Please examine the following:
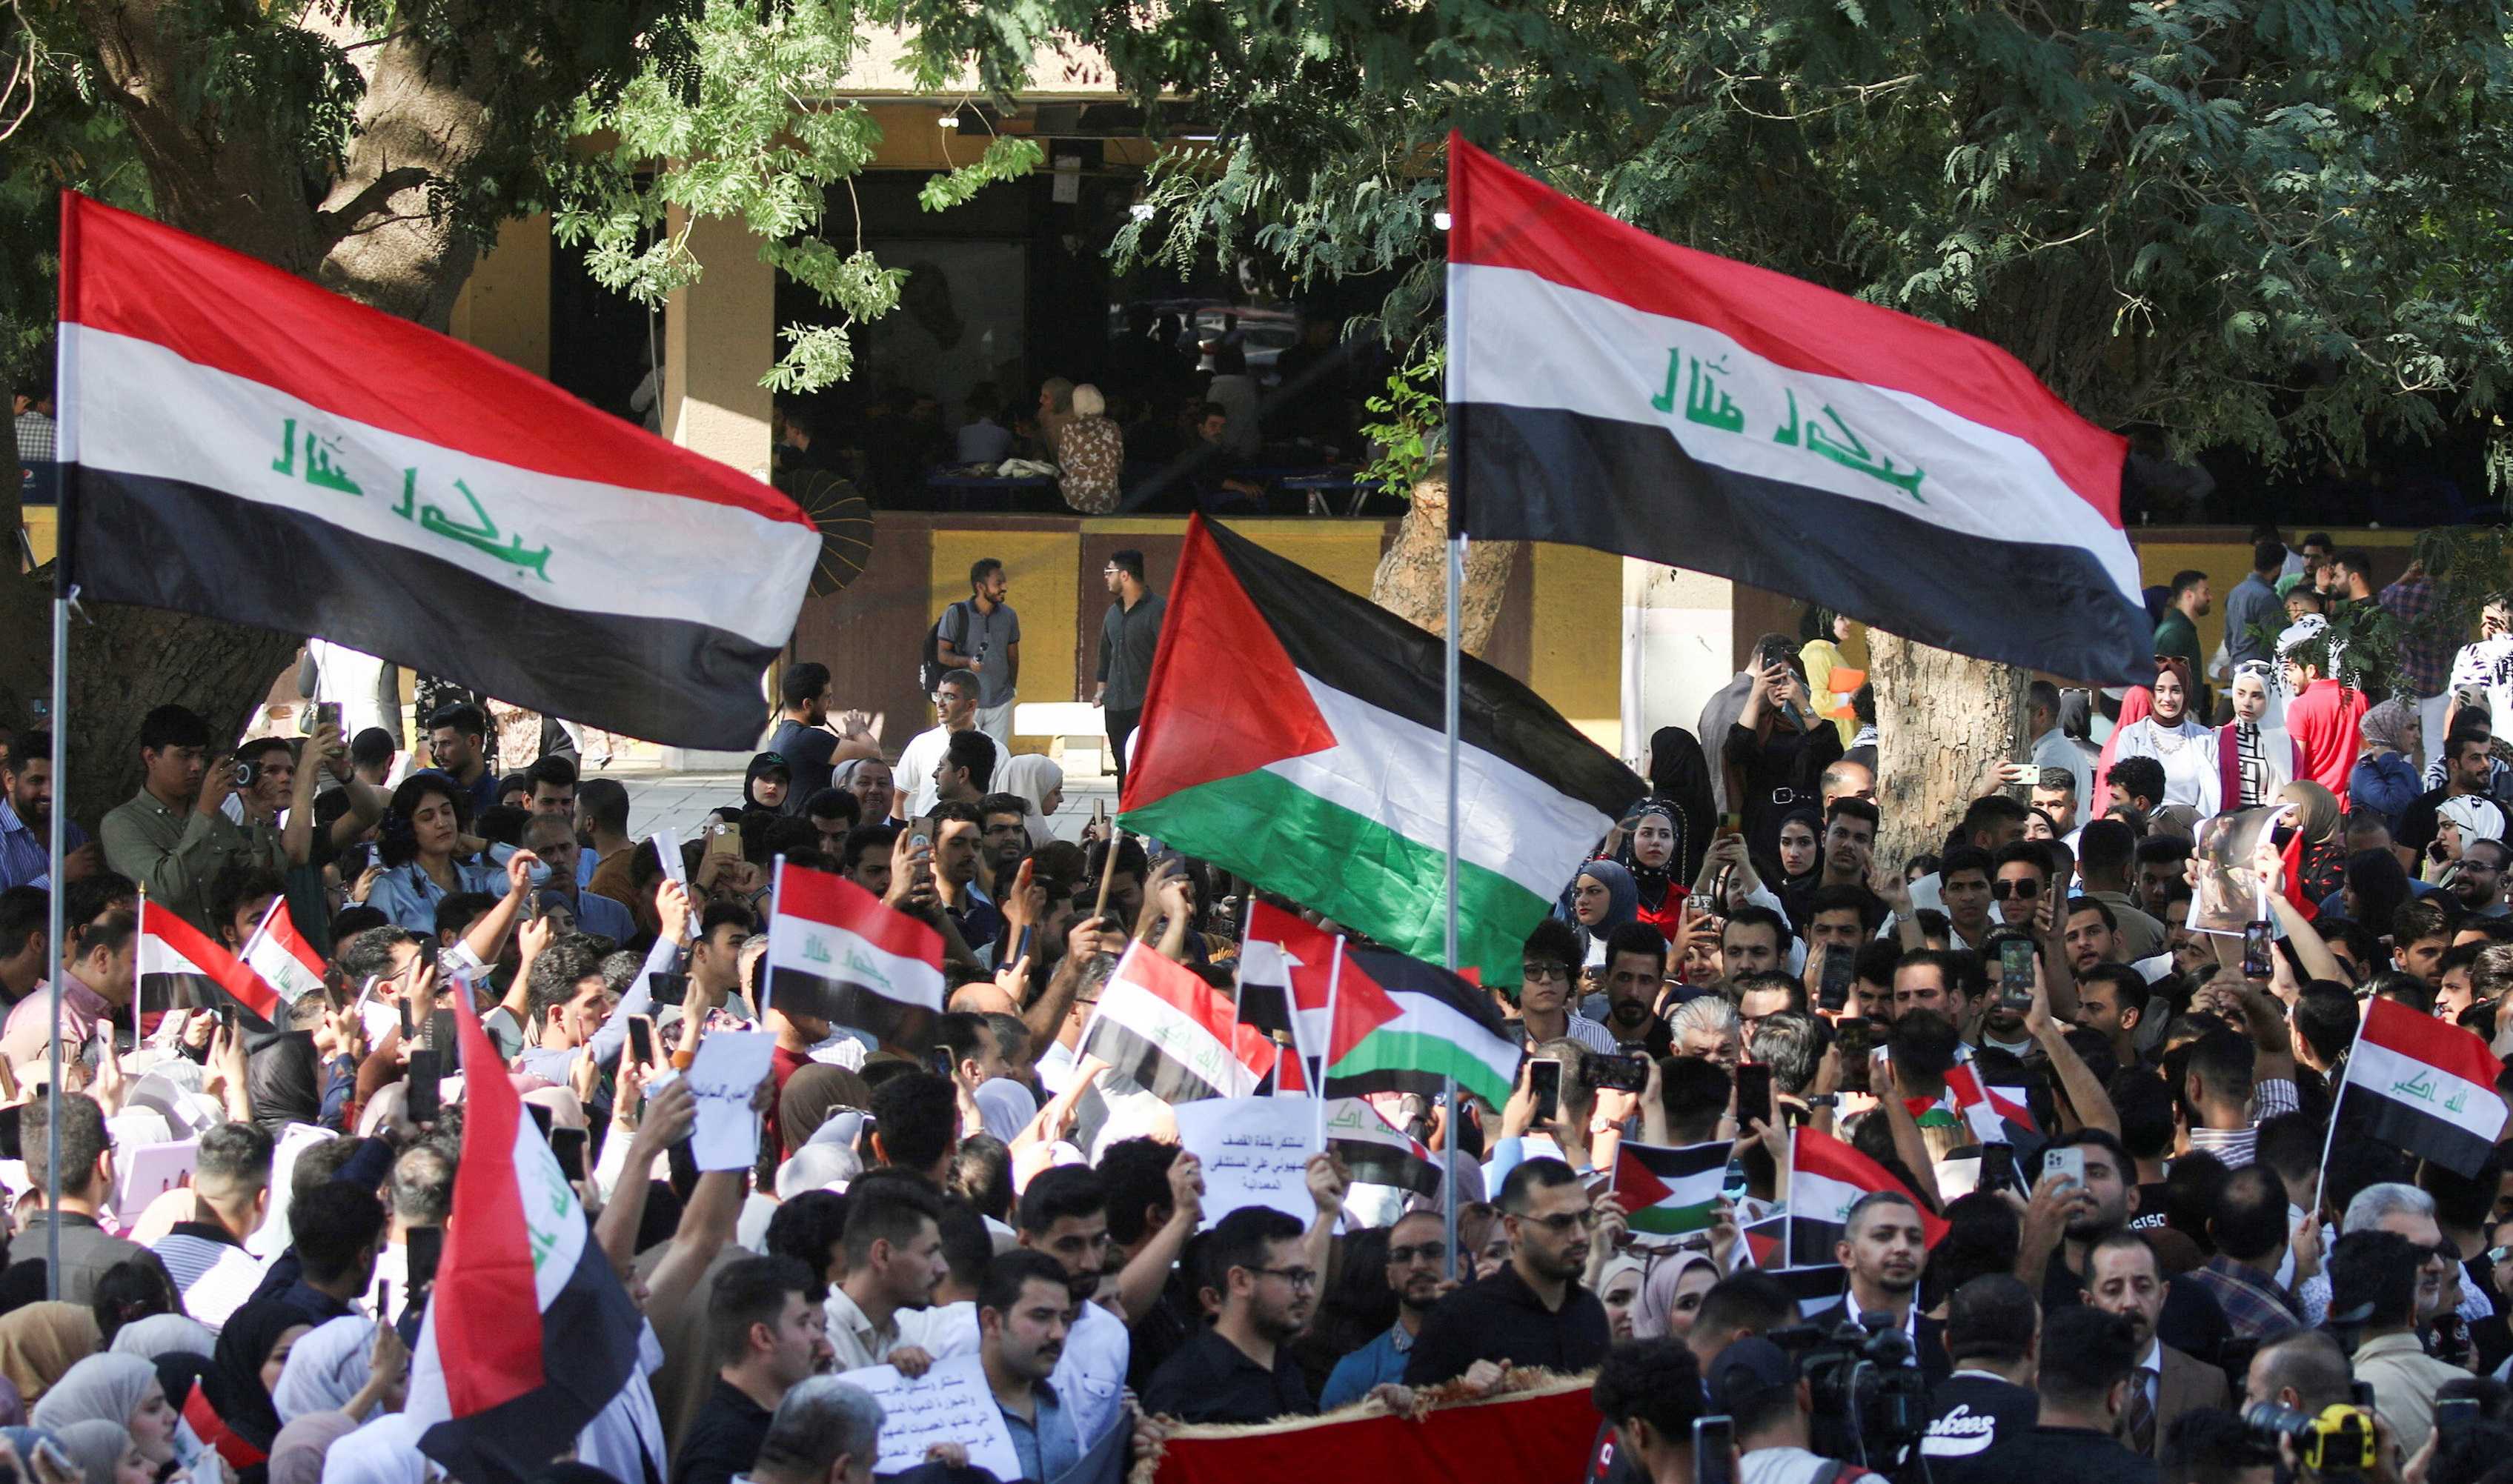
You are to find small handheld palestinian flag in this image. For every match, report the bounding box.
[1081,943,1278,1102]
[135,893,282,1033]
[405,977,643,1484]
[1120,515,1643,984]
[763,860,945,1051]
[236,897,327,1008]
[1609,1140,1730,1237]
[1788,1126,1948,1268]
[2336,995,2509,1177]
[1444,134,2148,682]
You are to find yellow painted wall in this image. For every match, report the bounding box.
[2134,531,2415,665]
[447,216,552,376]
[1530,544,1624,752]
[929,530,1082,715]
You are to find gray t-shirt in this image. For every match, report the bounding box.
[940,600,1022,706]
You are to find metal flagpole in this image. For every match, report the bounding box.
[43,587,66,1301]
[1441,531,1465,1275]
[1317,936,1344,1151]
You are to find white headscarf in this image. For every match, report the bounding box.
[319,1411,435,1484]
[49,1420,133,1484]
[108,1316,216,1362]
[774,1142,861,1200]
[30,1354,157,1433]
[273,1317,379,1425]
[996,754,1064,848]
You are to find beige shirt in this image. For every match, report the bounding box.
[2353,1329,2463,1463]
[98,790,283,931]
[826,1285,904,1374]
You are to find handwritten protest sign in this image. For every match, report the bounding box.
[843,1353,1022,1479]
[1172,1096,1319,1222]
[685,1031,776,1171]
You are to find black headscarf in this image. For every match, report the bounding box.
[1614,802,1683,914]
[744,752,795,815]
[244,1034,322,1134]
[208,1295,305,1451]
[1646,727,1717,882]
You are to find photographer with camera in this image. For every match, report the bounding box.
[1922,1274,2042,1483]
[1708,1336,1889,1484]
[2240,1326,2402,1484]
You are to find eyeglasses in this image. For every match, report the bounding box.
[2489,1245,2513,1265]
[1990,879,2042,900]
[1518,1209,1600,1233]
[1249,1265,1318,1289]
[1522,962,1573,982]
[1388,1242,1449,1265]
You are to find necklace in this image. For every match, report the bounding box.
[2148,720,2189,755]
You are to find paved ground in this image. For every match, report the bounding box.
[611,765,1118,843]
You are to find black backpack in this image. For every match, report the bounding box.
[919,600,972,693]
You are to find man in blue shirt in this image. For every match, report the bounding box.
[2222,539,2288,668]
[1321,1209,1450,1409]
[0,732,93,891]
[983,1250,1083,1484]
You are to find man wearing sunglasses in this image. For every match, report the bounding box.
[1406,1157,1613,1389]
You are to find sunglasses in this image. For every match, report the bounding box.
[1991,879,2042,900]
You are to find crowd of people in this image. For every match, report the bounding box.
[0,528,2512,1484]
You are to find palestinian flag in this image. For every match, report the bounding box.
[1081,943,1278,1102]
[1318,943,1522,1110]
[763,860,946,1051]
[1610,1140,1729,1237]
[55,193,818,749]
[237,897,327,1007]
[1324,1097,1444,1199]
[2335,995,2509,1177]
[1946,1064,2040,1154]
[135,894,282,1032]
[1787,1127,1949,1268]
[1739,1211,1789,1271]
[1120,515,1642,985]
[1444,134,2148,683]
[1236,900,1341,1051]
[405,982,643,1484]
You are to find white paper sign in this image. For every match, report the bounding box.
[114,1138,199,1225]
[685,1031,776,1172]
[844,1353,1023,1480]
[1172,1096,1320,1223]
[248,1122,339,1258]
[655,827,685,888]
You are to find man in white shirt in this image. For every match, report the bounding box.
[150,1120,271,1329]
[2027,682,2095,812]
[935,1165,1131,1448]
[826,1176,950,1374]
[896,672,999,821]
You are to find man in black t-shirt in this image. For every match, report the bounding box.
[1922,1276,2042,1484]
[1994,1306,2160,1484]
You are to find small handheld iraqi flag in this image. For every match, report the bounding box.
[134,894,282,1031]
[1082,942,1277,1103]
[1946,1064,2039,1151]
[763,860,946,1051]
[1609,1140,1730,1237]
[2337,995,2509,1177]
[236,897,327,1008]
[405,982,643,1484]
[1788,1126,1948,1268]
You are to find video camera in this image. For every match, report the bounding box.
[1768,1311,1934,1474]
[2243,1402,2378,1475]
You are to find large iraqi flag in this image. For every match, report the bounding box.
[1443,135,2149,682]
[2336,994,2509,1177]
[1119,516,1643,983]
[54,193,820,748]
[405,986,643,1484]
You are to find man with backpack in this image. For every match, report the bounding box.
[933,558,1022,750]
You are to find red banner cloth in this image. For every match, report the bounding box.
[1149,1377,1600,1484]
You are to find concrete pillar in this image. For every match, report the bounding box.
[1621,560,1734,771]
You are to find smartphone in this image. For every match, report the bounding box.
[2044,1146,2086,1190]
[2352,1380,2377,1412]
[1833,1019,1874,1093]
[929,1045,957,1080]
[1733,1063,1774,1125]
[525,1102,554,1138]
[374,1280,392,1325]
[219,1002,238,1040]
[1587,1052,1651,1094]
[648,971,690,1006]
[1998,938,2036,1012]
[627,1015,656,1068]
[1817,947,1854,1014]
[1693,1417,1735,1484]
[406,1225,444,1296]
[2438,1396,2480,1440]
[405,1051,441,1123]
[430,1009,460,1072]
[909,831,931,853]
[299,701,342,736]
[707,822,742,858]
[396,996,414,1041]
[0,1105,24,1162]
[2243,920,2275,979]
[1529,1059,1561,1123]
[1979,1142,2018,1196]
[550,1126,588,1182]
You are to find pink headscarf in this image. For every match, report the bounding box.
[2096,684,2155,787]
[268,1411,359,1484]
[1627,1251,1720,1341]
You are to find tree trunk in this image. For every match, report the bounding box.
[1868,629,2031,870]
[1368,459,1522,656]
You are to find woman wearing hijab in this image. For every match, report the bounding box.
[2218,662,2300,811]
[1613,802,1691,942]
[2108,660,2220,814]
[2426,795,2509,885]
[50,1420,150,1484]
[1057,385,1124,514]
[1627,1251,1720,1341]
[242,1037,322,1135]
[205,1300,311,1464]
[995,754,1066,848]
[777,1064,874,1159]
[0,1303,102,1403]
[270,1319,400,1427]
[742,753,795,816]
[1644,727,1717,884]
[2277,781,2348,908]
[29,1356,176,1469]
[106,1322,213,1369]
[1594,1254,1647,1345]
[1770,806,1825,928]
[2351,699,2423,831]
[263,1414,355,1484]
[1560,859,1637,971]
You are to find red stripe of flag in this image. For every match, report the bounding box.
[1445,135,2126,522]
[2363,994,2501,1088]
[773,864,946,964]
[60,193,807,526]
[436,971,545,1414]
[1110,945,1279,1085]
[2280,828,2320,923]
[140,901,281,1022]
[1795,1126,1950,1247]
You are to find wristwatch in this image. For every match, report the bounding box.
[1805,1094,1839,1108]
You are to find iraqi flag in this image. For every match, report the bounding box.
[1610,1140,1729,1237]
[1443,135,2148,683]
[135,894,282,1032]
[405,983,643,1484]
[1788,1127,1949,1268]
[1120,515,1642,985]
[2336,995,2509,1177]
[1080,943,1278,1103]
[54,193,819,749]
[1324,1097,1444,1199]
[764,861,946,1052]
[236,897,326,1008]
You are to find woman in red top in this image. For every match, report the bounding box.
[1617,802,1690,942]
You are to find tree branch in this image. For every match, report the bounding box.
[313,166,436,247]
